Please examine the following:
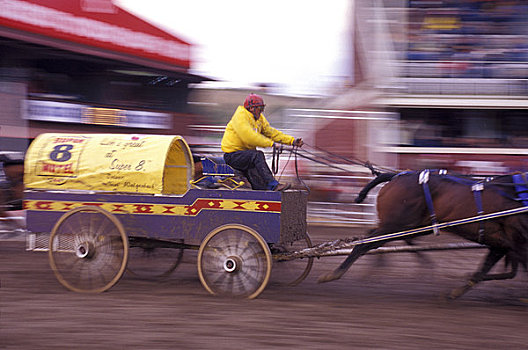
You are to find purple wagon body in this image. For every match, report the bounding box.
[25,188,307,245]
[24,133,311,299]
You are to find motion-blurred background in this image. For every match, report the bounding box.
[1,0,527,225]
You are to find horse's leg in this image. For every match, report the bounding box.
[448,248,516,299]
[403,238,435,267]
[317,242,378,283]
[370,238,434,269]
[480,261,518,281]
[318,225,432,283]
[318,227,385,283]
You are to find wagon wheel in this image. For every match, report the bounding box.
[127,238,184,279]
[48,206,129,293]
[271,232,314,286]
[197,224,272,299]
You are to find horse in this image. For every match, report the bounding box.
[318,170,528,299]
[0,155,24,226]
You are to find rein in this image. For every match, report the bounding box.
[300,143,399,175]
[271,144,310,192]
[270,142,399,193]
[271,144,282,175]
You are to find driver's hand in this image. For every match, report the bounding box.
[293,138,304,147]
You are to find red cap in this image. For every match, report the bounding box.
[243,93,265,109]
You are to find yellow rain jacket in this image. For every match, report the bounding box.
[221,106,295,153]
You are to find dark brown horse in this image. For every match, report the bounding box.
[0,155,24,221]
[318,170,528,299]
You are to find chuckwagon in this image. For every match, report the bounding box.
[26,133,518,301]
[25,133,313,299]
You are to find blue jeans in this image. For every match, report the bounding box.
[224,150,278,190]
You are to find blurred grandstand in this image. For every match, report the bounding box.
[188,0,528,225]
[374,0,528,174]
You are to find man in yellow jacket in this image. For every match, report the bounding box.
[221,93,303,191]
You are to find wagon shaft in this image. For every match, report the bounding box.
[277,206,528,261]
[274,238,361,261]
[277,204,528,261]
[275,240,486,261]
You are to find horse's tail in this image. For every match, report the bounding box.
[354,172,397,203]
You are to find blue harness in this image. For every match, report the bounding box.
[418,169,485,240]
[512,173,528,206]
[418,170,444,235]
[416,170,528,241]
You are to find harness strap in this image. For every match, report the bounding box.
[419,170,440,235]
[471,183,485,243]
[514,173,528,205]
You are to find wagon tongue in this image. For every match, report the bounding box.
[274,238,360,261]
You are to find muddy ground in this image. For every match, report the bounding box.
[1,226,527,350]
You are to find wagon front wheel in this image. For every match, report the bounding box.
[271,232,314,286]
[48,206,128,293]
[197,224,272,299]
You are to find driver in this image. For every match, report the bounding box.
[221,93,303,191]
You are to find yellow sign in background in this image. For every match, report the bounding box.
[25,133,194,195]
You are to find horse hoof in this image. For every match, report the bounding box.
[317,272,342,284]
[444,292,458,301]
[448,286,469,300]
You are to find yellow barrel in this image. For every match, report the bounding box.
[24,133,194,195]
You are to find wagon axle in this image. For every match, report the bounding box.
[223,256,241,273]
[75,242,95,259]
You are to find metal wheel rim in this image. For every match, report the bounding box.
[271,233,314,286]
[197,224,272,299]
[48,206,128,293]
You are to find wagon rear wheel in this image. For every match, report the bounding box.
[48,206,128,293]
[271,232,314,286]
[197,224,272,299]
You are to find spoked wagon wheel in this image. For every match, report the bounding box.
[198,224,272,299]
[127,237,184,279]
[48,206,129,293]
[271,232,314,286]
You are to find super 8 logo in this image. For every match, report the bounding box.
[35,136,87,178]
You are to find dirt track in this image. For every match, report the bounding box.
[1,226,527,350]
